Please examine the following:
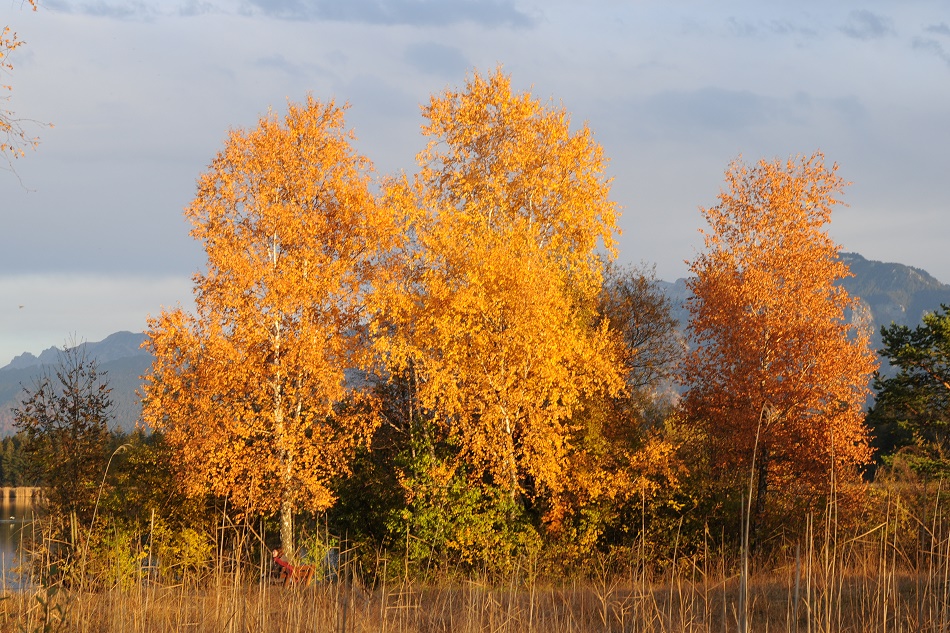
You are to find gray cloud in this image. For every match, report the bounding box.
[640,87,779,137]
[925,22,950,37]
[726,17,757,38]
[726,17,817,39]
[255,53,307,77]
[828,95,866,121]
[85,3,148,18]
[342,74,417,119]
[916,23,950,66]
[242,0,536,28]
[839,10,895,40]
[42,0,188,20]
[913,37,950,66]
[252,54,335,83]
[631,88,867,141]
[178,0,217,16]
[45,0,534,26]
[55,1,157,19]
[404,42,470,77]
[42,0,73,12]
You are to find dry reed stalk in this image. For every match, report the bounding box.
[9,481,950,632]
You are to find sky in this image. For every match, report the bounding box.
[1,0,948,366]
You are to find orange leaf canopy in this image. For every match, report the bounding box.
[378,69,623,499]
[683,153,877,494]
[144,98,393,517]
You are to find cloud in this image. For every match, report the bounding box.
[914,24,950,65]
[251,54,335,84]
[42,0,74,12]
[764,19,818,38]
[48,1,157,19]
[254,53,307,77]
[924,22,950,37]
[726,17,817,39]
[640,87,779,137]
[242,0,536,28]
[726,17,757,38]
[827,95,866,121]
[629,87,868,143]
[44,0,536,26]
[342,74,418,119]
[404,42,470,77]
[839,10,895,40]
[44,0,187,19]
[178,0,217,16]
[913,37,950,66]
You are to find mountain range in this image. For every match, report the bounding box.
[1,252,947,435]
[659,252,950,350]
[0,332,152,435]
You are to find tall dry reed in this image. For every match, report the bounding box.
[5,485,950,632]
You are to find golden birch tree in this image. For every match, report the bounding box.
[377,69,622,516]
[143,97,394,557]
[682,153,877,538]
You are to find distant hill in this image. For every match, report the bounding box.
[0,253,947,436]
[838,252,950,333]
[659,252,950,357]
[0,332,151,435]
[2,331,148,372]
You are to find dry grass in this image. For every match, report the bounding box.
[5,483,950,632]
[2,533,950,632]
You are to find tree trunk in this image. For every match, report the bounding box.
[504,415,518,501]
[280,496,295,563]
[751,447,769,552]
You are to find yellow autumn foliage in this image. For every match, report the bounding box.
[375,69,623,502]
[143,97,398,554]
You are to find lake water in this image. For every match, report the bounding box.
[0,498,35,591]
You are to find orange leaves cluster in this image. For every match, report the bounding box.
[143,98,395,520]
[143,67,875,554]
[416,69,618,285]
[141,69,713,558]
[377,69,622,502]
[683,153,877,499]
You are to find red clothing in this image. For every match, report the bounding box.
[272,551,314,585]
[273,554,294,573]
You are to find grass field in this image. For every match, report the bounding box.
[5,514,950,632]
[4,474,949,632]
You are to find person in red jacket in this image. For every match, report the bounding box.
[272,549,315,586]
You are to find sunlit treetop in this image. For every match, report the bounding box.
[415,67,619,293]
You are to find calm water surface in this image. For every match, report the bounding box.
[0,500,35,590]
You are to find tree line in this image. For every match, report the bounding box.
[10,68,950,582]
